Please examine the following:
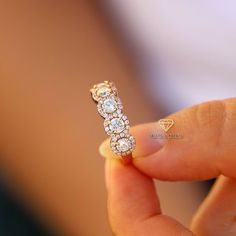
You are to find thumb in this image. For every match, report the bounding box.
[100,98,236,181]
[104,156,194,236]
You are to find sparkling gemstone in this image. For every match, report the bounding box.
[109,118,125,133]
[102,98,116,113]
[96,83,111,97]
[116,138,131,152]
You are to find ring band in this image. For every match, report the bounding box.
[90,81,136,157]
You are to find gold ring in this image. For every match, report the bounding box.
[90,81,136,157]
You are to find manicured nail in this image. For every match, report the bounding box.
[99,138,113,158]
[132,124,165,158]
[105,157,111,189]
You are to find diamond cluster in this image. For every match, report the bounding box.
[90,81,136,157]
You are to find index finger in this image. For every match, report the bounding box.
[100,98,236,181]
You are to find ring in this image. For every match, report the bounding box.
[90,81,136,157]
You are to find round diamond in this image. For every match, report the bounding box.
[116,138,131,152]
[102,98,116,113]
[102,100,115,113]
[109,118,125,133]
[97,96,119,118]
[96,84,111,98]
[125,120,129,125]
[110,133,136,156]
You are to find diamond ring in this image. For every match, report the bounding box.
[90,81,136,157]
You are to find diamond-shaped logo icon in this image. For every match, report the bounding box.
[158,119,174,132]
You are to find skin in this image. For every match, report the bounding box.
[0,1,231,235]
[1,1,199,235]
[100,98,236,235]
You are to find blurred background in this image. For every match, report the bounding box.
[0,1,235,235]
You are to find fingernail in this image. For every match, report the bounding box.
[105,157,111,189]
[132,125,165,158]
[99,138,112,158]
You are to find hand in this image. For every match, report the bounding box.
[99,98,236,236]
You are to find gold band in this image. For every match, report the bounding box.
[90,81,136,157]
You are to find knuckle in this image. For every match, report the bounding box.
[193,99,236,158]
[194,100,226,150]
[195,100,226,130]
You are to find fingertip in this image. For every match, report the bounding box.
[99,138,110,157]
[99,138,119,160]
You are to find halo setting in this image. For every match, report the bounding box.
[90,81,135,157]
